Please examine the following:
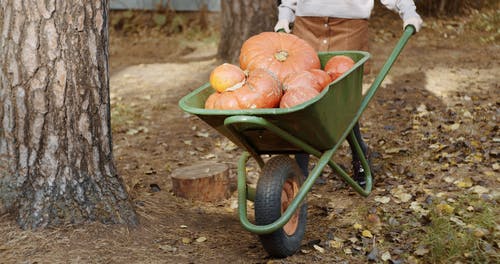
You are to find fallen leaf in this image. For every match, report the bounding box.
[381,251,392,261]
[367,214,381,225]
[407,256,420,264]
[429,143,447,152]
[353,223,363,230]
[196,132,209,138]
[158,244,177,252]
[414,246,429,256]
[449,216,466,226]
[470,185,489,194]
[484,170,496,177]
[473,228,489,238]
[464,153,483,163]
[374,196,391,204]
[313,244,325,253]
[181,237,192,244]
[454,178,473,188]
[202,153,216,159]
[328,240,343,249]
[443,177,455,183]
[196,236,207,243]
[126,128,139,135]
[384,147,408,154]
[348,237,359,244]
[362,230,373,238]
[462,110,473,119]
[391,186,413,203]
[220,140,238,151]
[436,203,455,214]
[449,123,460,131]
[410,201,430,216]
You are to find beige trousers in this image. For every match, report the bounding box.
[292,17,371,73]
[293,16,369,52]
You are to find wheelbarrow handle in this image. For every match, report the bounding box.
[357,25,415,118]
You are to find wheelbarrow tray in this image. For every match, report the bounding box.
[179,51,370,154]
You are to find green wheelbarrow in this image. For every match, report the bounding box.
[179,26,416,257]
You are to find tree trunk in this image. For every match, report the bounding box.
[0,0,137,229]
[217,0,277,64]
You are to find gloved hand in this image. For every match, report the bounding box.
[404,16,423,32]
[274,19,291,33]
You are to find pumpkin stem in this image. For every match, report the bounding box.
[274,50,289,62]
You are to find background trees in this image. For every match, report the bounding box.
[217,0,277,64]
[415,0,497,16]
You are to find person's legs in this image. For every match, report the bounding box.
[293,17,371,185]
[294,153,310,178]
[347,123,370,187]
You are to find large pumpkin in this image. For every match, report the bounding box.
[239,32,321,82]
[205,68,281,110]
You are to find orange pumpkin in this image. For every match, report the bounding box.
[239,32,321,82]
[283,69,332,93]
[282,71,319,92]
[205,92,241,110]
[308,69,332,91]
[324,55,355,81]
[209,63,246,92]
[237,69,282,109]
[205,68,281,110]
[204,92,218,109]
[279,86,320,108]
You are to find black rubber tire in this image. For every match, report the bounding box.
[254,155,307,258]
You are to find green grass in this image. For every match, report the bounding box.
[418,195,499,263]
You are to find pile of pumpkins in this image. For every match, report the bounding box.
[205,32,355,110]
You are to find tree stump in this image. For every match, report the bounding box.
[171,162,233,202]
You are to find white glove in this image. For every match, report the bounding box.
[274,19,291,33]
[404,16,423,32]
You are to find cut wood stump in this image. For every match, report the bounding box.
[171,161,234,202]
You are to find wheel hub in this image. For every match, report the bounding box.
[281,179,300,235]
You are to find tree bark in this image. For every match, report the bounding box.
[0,0,137,229]
[217,0,277,64]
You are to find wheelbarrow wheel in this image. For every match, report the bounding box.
[255,155,307,258]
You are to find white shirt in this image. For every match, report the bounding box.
[279,0,420,22]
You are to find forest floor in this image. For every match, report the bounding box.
[1,8,499,264]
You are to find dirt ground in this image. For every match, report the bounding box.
[1,9,499,264]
